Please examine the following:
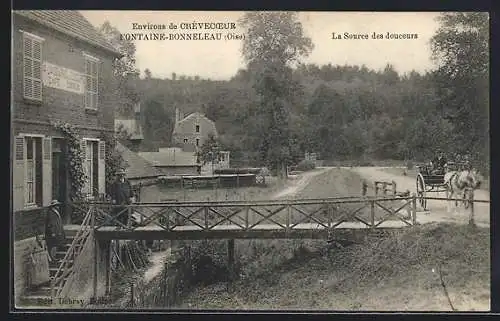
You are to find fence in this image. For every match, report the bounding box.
[374,181,397,197]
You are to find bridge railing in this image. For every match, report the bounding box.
[84,195,422,234]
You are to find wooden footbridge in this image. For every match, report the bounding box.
[72,191,487,242]
[79,195,420,242]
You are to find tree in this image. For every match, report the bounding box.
[98,21,140,116]
[430,12,489,173]
[196,133,221,172]
[239,12,313,178]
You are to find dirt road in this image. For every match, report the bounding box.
[272,167,332,199]
[350,167,490,227]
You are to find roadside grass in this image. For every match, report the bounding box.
[179,222,490,311]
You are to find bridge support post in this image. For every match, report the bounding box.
[374,182,379,197]
[227,239,235,282]
[105,240,111,296]
[392,181,397,195]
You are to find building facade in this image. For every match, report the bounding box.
[171,108,230,174]
[172,109,219,153]
[12,10,121,300]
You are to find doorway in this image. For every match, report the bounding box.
[52,138,67,205]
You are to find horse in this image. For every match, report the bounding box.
[443,168,482,212]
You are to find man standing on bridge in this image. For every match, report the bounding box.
[109,168,133,227]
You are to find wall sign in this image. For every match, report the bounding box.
[42,62,85,95]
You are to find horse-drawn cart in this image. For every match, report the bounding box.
[416,162,470,210]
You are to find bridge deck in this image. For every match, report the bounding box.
[94,221,412,240]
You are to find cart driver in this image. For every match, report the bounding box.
[431,150,447,174]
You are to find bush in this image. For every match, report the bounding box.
[406,161,414,170]
[295,160,316,172]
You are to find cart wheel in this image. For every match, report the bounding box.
[416,173,427,210]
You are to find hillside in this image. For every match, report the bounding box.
[128,64,487,174]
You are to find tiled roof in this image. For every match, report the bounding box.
[139,148,199,167]
[14,10,122,57]
[116,142,160,179]
[178,112,214,125]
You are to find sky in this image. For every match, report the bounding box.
[81,11,442,80]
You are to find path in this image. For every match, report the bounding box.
[350,167,490,227]
[273,168,332,199]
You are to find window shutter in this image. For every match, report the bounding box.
[13,137,25,211]
[23,36,33,99]
[81,139,90,196]
[42,137,52,206]
[98,141,106,197]
[23,35,43,101]
[32,40,42,100]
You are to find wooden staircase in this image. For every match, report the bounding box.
[19,208,92,307]
[19,236,79,306]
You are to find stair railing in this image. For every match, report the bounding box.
[50,204,94,299]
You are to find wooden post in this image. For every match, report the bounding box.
[362,180,368,196]
[163,261,168,307]
[392,181,397,195]
[105,241,111,295]
[469,191,475,226]
[130,283,134,307]
[236,173,240,189]
[204,206,209,229]
[127,206,132,227]
[227,239,235,282]
[91,206,98,300]
[374,183,378,197]
[286,202,291,232]
[245,206,249,229]
[412,193,417,225]
[327,204,333,229]
[383,182,387,196]
[370,200,375,227]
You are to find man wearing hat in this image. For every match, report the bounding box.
[45,200,66,262]
[431,150,448,175]
[109,168,133,226]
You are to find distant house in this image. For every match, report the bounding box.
[116,142,159,185]
[139,147,200,176]
[115,102,143,152]
[172,108,218,153]
[171,108,230,175]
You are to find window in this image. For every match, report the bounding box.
[23,32,43,101]
[85,140,99,198]
[183,138,188,143]
[84,55,99,109]
[24,136,43,206]
[196,139,199,146]
[195,125,200,133]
